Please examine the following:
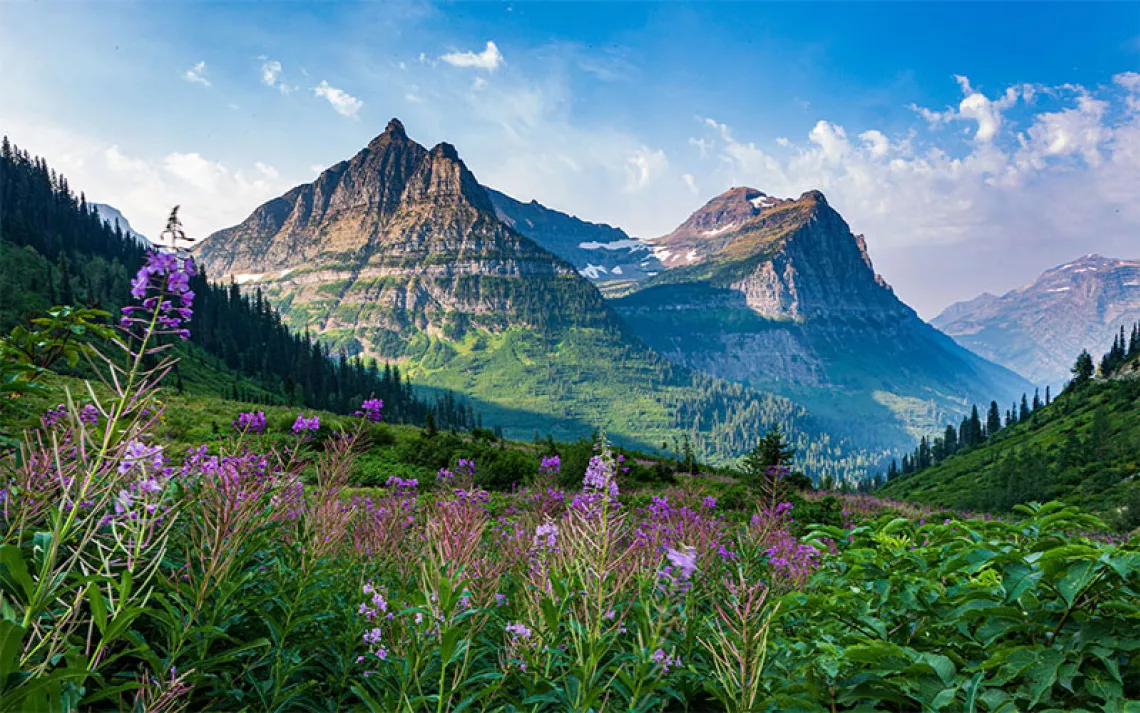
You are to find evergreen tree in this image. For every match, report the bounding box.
[1045,385,1051,406]
[943,424,957,455]
[1032,388,1041,411]
[1019,394,1031,422]
[986,401,1002,437]
[1071,349,1094,387]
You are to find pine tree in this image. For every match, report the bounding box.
[1071,350,1095,387]
[1032,388,1041,411]
[1019,394,1031,422]
[943,424,957,455]
[986,401,1002,437]
[968,405,983,446]
[1045,385,1051,406]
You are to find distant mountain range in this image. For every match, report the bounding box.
[934,254,1140,386]
[190,117,1033,471]
[612,186,1031,443]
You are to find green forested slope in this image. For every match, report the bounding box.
[879,368,1140,519]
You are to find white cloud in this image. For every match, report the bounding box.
[313,80,363,118]
[859,130,889,159]
[440,41,504,72]
[183,61,211,87]
[624,147,668,192]
[260,59,294,94]
[682,172,698,194]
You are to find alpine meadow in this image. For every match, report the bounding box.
[1,2,1139,712]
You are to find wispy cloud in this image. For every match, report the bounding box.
[313,80,363,118]
[440,41,504,71]
[183,61,211,87]
[260,58,295,94]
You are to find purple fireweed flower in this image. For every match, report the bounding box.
[119,440,164,475]
[651,649,682,673]
[231,410,266,435]
[121,250,196,341]
[702,496,717,510]
[539,455,561,478]
[583,454,618,498]
[291,413,320,436]
[355,398,384,423]
[505,622,532,641]
[384,476,419,496]
[113,489,134,515]
[533,521,559,551]
[40,405,68,430]
[79,404,100,426]
[666,547,698,580]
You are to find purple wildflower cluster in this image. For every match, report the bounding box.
[355,398,384,423]
[80,404,100,426]
[385,476,419,496]
[532,520,559,553]
[764,534,821,588]
[651,648,682,673]
[505,622,533,643]
[291,413,320,436]
[231,410,266,435]
[632,492,735,564]
[121,250,196,341]
[658,546,698,594]
[358,582,391,661]
[538,455,560,479]
[40,405,68,430]
[437,458,476,486]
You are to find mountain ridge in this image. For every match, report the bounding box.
[933,253,1140,386]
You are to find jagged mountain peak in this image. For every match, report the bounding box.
[366,117,411,148]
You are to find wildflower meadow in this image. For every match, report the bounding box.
[1,244,1138,712]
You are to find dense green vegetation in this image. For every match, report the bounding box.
[879,356,1140,525]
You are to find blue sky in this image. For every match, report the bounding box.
[1,1,1138,315]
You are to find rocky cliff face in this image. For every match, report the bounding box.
[485,187,663,282]
[933,254,1140,386]
[195,119,616,356]
[615,188,1031,440]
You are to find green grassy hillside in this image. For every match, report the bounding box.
[878,370,1140,521]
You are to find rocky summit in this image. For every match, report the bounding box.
[614,188,1031,444]
[933,254,1140,386]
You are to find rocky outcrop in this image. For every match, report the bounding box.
[933,254,1140,386]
